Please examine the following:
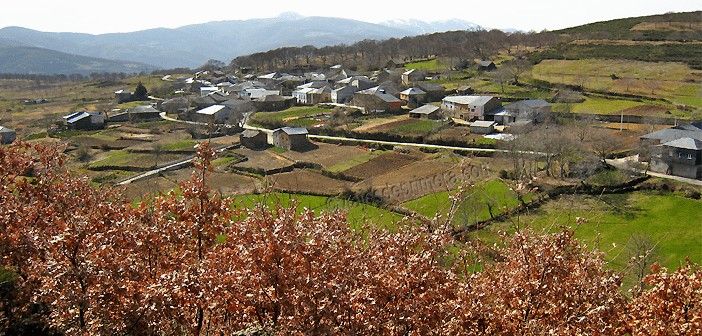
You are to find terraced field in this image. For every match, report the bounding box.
[232,192,406,229]
[344,152,421,180]
[267,169,349,195]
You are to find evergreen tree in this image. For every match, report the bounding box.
[133,82,148,101]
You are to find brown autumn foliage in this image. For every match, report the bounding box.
[627,262,702,335]
[0,142,700,335]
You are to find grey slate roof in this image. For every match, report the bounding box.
[409,105,440,115]
[443,95,495,106]
[417,82,446,92]
[277,127,308,135]
[471,120,496,127]
[641,123,702,143]
[64,111,101,124]
[662,137,702,150]
[128,105,160,113]
[477,60,495,67]
[400,88,426,95]
[376,93,402,103]
[518,99,550,108]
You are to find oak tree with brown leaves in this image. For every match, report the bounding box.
[1,142,700,335]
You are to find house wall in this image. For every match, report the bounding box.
[271,131,286,149]
[68,116,104,130]
[253,99,295,112]
[0,131,16,144]
[293,92,308,105]
[288,134,310,151]
[652,148,702,179]
[469,125,494,134]
[332,87,358,104]
[351,94,385,112]
[241,134,268,150]
[310,92,331,105]
[663,147,702,166]
[442,98,499,121]
[115,92,132,103]
[422,90,446,102]
[400,93,426,108]
[409,111,438,120]
[194,109,230,124]
[670,164,702,179]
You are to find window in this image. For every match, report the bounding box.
[678,152,682,158]
[669,151,673,156]
[688,153,693,160]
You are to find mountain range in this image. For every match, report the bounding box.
[0,13,481,75]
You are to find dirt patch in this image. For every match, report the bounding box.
[278,142,370,168]
[360,118,415,133]
[233,148,293,172]
[356,157,490,203]
[618,104,671,117]
[630,21,702,32]
[267,169,348,195]
[353,115,408,132]
[426,126,488,143]
[71,136,145,149]
[363,158,458,187]
[122,170,258,200]
[344,152,420,180]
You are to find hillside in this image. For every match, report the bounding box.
[535,11,702,69]
[0,14,419,69]
[0,46,155,75]
[556,11,702,41]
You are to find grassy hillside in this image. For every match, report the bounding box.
[233,192,404,229]
[471,192,702,270]
[402,179,533,225]
[532,59,702,108]
[532,42,702,69]
[556,11,702,41]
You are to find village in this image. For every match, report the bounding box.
[1,56,701,208]
[0,16,700,251]
[1,7,701,333]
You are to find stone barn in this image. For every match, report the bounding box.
[469,120,496,134]
[271,127,311,151]
[240,129,268,150]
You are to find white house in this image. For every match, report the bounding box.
[240,88,280,100]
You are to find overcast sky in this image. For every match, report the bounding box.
[1,0,699,34]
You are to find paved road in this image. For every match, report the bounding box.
[162,112,545,155]
[241,124,546,154]
[159,112,241,128]
[607,155,702,186]
[116,144,238,186]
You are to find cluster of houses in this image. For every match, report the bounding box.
[56,62,550,140]
[640,122,702,180]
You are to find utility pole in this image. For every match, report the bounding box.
[620,110,624,132]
